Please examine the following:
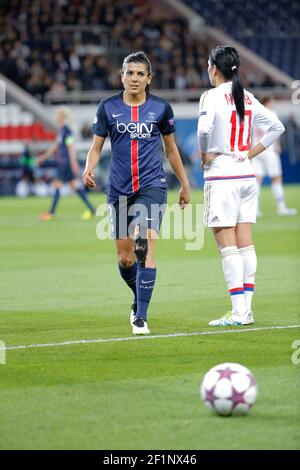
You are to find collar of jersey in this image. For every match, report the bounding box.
[119,91,149,109]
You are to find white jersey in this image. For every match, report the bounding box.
[197,82,285,181]
[252,119,282,178]
[252,109,280,157]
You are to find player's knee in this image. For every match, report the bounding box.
[134,235,148,267]
[118,254,135,269]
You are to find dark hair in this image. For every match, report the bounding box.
[209,46,244,121]
[122,51,152,93]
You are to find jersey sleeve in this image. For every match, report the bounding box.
[64,127,74,146]
[92,100,109,137]
[252,98,285,149]
[158,102,175,135]
[197,90,216,152]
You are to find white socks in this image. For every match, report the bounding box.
[238,245,257,312]
[271,182,286,211]
[220,246,247,318]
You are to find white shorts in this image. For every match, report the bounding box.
[251,152,282,178]
[204,178,258,227]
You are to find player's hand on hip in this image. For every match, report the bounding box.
[179,185,191,209]
[82,168,96,188]
[201,152,218,170]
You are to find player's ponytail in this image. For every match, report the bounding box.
[231,67,245,122]
[209,46,245,121]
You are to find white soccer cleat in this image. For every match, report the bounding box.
[208,311,254,327]
[132,318,150,335]
[277,207,297,216]
[243,310,254,325]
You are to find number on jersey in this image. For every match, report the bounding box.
[230,110,252,152]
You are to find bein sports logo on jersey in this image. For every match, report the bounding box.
[116,121,153,139]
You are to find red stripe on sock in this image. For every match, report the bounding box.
[229,287,244,293]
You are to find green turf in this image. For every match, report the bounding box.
[0,186,300,450]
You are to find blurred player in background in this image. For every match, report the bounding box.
[15,140,36,197]
[83,51,190,335]
[38,107,96,221]
[252,97,297,216]
[198,46,285,326]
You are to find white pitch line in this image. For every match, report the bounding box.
[1,324,300,352]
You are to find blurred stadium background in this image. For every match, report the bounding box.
[0,0,299,196]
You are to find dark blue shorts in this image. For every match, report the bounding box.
[107,187,167,239]
[57,163,75,182]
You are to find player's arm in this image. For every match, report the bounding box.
[67,140,80,176]
[197,91,217,169]
[37,142,58,164]
[274,138,281,154]
[163,133,191,208]
[248,100,285,160]
[82,135,106,188]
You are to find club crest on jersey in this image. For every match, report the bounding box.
[116,121,153,139]
[146,112,156,122]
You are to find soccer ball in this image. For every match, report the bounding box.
[200,362,258,416]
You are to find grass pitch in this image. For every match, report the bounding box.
[0,186,299,450]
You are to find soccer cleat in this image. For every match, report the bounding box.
[209,311,243,327]
[38,212,54,221]
[244,310,254,325]
[209,310,255,326]
[132,318,150,335]
[130,303,137,326]
[81,209,94,220]
[277,207,297,216]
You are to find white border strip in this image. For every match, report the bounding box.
[1,324,300,352]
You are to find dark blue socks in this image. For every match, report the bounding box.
[50,188,61,214]
[76,188,95,213]
[136,267,156,321]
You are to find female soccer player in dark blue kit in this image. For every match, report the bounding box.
[38,107,96,221]
[83,52,191,335]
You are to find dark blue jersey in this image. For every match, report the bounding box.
[56,125,74,165]
[92,92,175,196]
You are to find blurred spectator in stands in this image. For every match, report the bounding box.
[0,0,278,99]
[81,123,92,140]
[261,75,276,88]
[174,66,187,90]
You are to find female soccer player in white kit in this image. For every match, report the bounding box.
[197,46,285,326]
[252,96,297,216]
